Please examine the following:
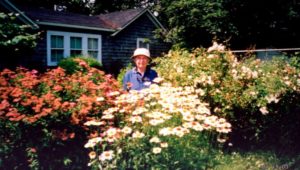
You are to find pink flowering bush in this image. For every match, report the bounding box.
[0,58,121,169]
[153,43,300,151]
[85,81,231,169]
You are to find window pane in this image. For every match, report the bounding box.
[88,38,98,50]
[51,49,64,62]
[138,40,149,49]
[70,37,82,49]
[88,51,98,59]
[137,38,150,48]
[51,35,64,48]
[70,50,82,56]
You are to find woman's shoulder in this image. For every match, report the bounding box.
[146,68,158,77]
[148,68,157,74]
[124,68,135,76]
[146,66,155,72]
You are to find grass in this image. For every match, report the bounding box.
[212,149,300,170]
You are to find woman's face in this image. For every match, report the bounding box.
[134,55,149,70]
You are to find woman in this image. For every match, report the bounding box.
[123,48,158,91]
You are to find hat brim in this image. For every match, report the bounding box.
[131,55,151,60]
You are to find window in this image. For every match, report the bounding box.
[47,31,101,66]
[137,38,150,49]
[70,37,82,56]
[88,38,99,59]
[50,35,64,63]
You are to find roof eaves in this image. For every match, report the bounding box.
[37,21,115,32]
[0,0,39,29]
[110,8,149,36]
[145,9,166,31]
[111,8,166,36]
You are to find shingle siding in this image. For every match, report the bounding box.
[12,15,169,75]
[33,31,47,70]
[102,14,170,75]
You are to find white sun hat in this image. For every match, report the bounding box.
[131,48,151,59]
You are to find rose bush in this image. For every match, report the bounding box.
[153,43,300,150]
[85,81,231,169]
[0,58,121,169]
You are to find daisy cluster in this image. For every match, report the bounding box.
[84,78,231,168]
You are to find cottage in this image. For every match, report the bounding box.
[0,0,170,75]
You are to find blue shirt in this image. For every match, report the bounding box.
[123,67,158,91]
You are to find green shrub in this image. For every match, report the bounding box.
[117,62,133,86]
[58,56,102,74]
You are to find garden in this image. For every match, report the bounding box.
[1,43,300,169]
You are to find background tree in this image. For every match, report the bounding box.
[155,0,300,49]
[225,0,300,49]
[13,0,155,15]
[0,12,39,70]
[13,0,92,14]
[154,0,237,49]
[92,0,157,14]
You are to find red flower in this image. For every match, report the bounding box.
[29,147,37,153]
[53,85,63,92]
[0,77,8,86]
[6,111,21,118]
[0,99,10,110]
[0,68,14,76]
[10,87,23,98]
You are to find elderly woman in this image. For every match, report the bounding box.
[123,48,158,91]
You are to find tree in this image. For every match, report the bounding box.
[0,12,39,70]
[154,0,237,49]
[13,0,155,15]
[13,0,92,15]
[92,0,146,13]
[225,0,300,49]
[154,0,300,49]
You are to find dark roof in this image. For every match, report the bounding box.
[19,6,114,31]
[18,6,156,32]
[98,8,145,29]
[1,0,165,33]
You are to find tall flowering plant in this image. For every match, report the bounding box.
[85,80,231,169]
[153,43,300,148]
[154,43,300,115]
[0,59,121,169]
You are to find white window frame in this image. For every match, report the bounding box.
[136,38,150,49]
[47,31,102,66]
[70,36,83,56]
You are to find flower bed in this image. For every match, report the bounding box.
[1,45,300,169]
[85,82,231,169]
[0,58,121,169]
